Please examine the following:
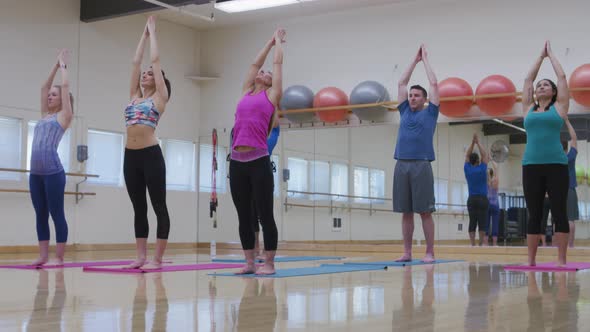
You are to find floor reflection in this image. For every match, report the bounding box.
[26,269,66,332]
[237,278,277,332]
[392,265,435,331]
[131,273,169,332]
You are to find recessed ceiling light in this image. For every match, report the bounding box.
[215,0,315,13]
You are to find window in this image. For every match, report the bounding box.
[287,157,308,198]
[163,139,195,191]
[86,129,124,186]
[199,144,227,193]
[354,167,369,203]
[450,181,463,211]
[310,160,330,200]
[369,169,385,204]
[354,167,385,204]
[27,120,71,173]
[331,163,348,202]
[435,178,449,210]
[0,116,22,181]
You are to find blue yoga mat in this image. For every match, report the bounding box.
[210,263,386,278]
[212,256,344,263]
[344,259,463,267]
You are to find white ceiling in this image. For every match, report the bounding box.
[150,0,413,31]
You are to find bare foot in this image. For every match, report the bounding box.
[395,254,412,262]
[124,259,146,269]
[51,259,64,266]
[141,261,163,270]
[421,254,435,263]
[31,257,48,266]
[528,260,536,267]
[255,264,276,275]
[234,264,256,275]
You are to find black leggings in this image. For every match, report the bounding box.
[467,195,489,232]
[252,162,275,233]
[523,164,569,235]
[124,145,170,239]
[230,156,278,251]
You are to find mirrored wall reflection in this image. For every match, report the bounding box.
[276,119,590,246]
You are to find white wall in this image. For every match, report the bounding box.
[0,0,202,245]
[197,0,590,242]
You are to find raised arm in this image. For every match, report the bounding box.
[56,50,73,129]
[522,43,546,115]
[465,134,476,163]
[546,41,569,115]
[565,116,577,150]
[475,135,489,164]
[267,29,285,106]
[398,46,422,104]
[146,16,169,103]
[421,45,439,105]
[242,34,275,95]
[489,161,499,188]
[130,23,148,100]
[41,55,60,116]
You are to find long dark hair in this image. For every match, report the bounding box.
[469,152,480,165]
[532,78,557,111]
[161,70,172,99]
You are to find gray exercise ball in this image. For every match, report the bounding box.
[350,81,390,121]
[280,85,315,124]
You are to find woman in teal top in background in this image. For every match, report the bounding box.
[522,41,570,267]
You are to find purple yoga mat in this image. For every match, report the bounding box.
[0,260,173,270]
[504,262,590,272]
[0,260,138,270]
[83,263,245,274]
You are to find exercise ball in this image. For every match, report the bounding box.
[438,77,473,117]
[280,85,315,123]
[350,81,390,121]
[570,64,590,107]
[475,75,517,116]
[314,87,349,123]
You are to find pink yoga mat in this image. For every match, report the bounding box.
[504,262,590,272]
[83,263,245,274]
[0,260,173,270]
[0,260,138,270]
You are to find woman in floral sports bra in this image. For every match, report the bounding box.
[124,16,172,270]
[230,28,285,275]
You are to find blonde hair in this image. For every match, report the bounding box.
[53,85,74,113]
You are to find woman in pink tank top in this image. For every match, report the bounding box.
[230,28,285,275]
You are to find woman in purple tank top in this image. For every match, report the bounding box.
[230,28,285,275]
[30,49,74,266]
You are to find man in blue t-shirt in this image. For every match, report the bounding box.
[464,134,489,247]
[393,45,440,263]
[563,117,578,248]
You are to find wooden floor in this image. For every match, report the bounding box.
[0,247,589,331]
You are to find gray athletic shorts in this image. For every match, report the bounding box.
[567,188,579,221]
[393,160,436,213]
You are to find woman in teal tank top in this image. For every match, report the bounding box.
[522,41,570,267]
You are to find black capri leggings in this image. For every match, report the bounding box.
[467,195,489,233]
[124,145,171,240]
[523,164,569,235]
[230,156,278,251]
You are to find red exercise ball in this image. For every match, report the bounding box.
[438,77,473,117]
[314,87,349,122]
[475,75,517,116]
[570,63,590,107]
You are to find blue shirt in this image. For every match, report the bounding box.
[394,100,439,161]
[30,114,65,175]
[522,105,567,165]
[568,147,577,189]
[464,162,488,196]
[267,127,280,154]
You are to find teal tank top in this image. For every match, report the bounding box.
[522,105,567,165]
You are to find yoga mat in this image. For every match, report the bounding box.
[504,262,590,272]
[83,263,245,274]
[210,263,386,278]
[343,259,463,267]
[0,260,140,270]
[212,256,344,263]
